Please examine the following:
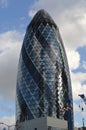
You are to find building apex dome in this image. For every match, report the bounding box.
[35,9,49,15]
[35,9,51,18]
[28,9,58,29]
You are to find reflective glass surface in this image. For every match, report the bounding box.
[16,9,73,130]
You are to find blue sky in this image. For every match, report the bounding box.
[0,0,34,33]
[0,0,86,128]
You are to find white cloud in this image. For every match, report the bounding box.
[0,30,23,128]
[0,30,23,102]
[81,101,86,117]
[66,50,80,70]
[28,10,36,18]
[73,101,86,115]
[82,61,86,69]
[71,72,86,100]
[0,116,15,125]
[59,10,86,51]
[0,0,8,8]
[74,121,81,128]
[0,116,15,130]
[73,102,80,114]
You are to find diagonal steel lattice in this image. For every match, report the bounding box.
[16,9,74,130]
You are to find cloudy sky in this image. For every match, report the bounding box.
[0,0,86,129]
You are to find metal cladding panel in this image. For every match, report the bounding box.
[16,9,74,130]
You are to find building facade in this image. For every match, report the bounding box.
[18,117,67,130]
[16,9,73,130]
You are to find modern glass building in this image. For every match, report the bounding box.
[16,9,74,130]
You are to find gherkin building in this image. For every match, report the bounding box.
[16,9,74,130]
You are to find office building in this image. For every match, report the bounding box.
[16,9,74,130]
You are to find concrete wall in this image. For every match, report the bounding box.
[17,117,67,130]
[74,127,78,130]
[47,117,67,129]
[18,117,47,130]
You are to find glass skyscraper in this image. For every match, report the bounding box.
[16,9,73,130]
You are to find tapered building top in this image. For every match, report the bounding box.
[16,9,74,130]
[28,9,58,30]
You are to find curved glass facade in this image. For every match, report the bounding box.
[16,10,73,130]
